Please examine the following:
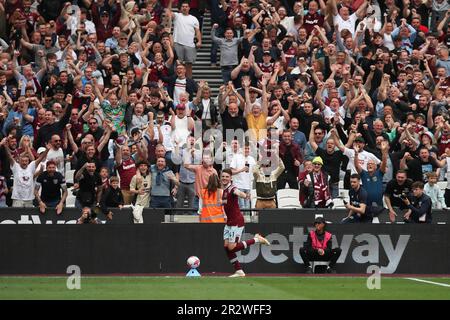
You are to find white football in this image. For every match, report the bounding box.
[187,256,200,269]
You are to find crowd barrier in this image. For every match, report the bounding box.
[0,223,448,274]
[0,208,448,224]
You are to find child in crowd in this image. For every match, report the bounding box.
[424,172,447,210]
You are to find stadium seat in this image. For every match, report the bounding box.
[333,198,346,209]
[250,189,257,208]
[66,170,75,184]
[66,189,76,208]
[311,261,329,273]
[339,189,349,199]
[65,161,71,174]
[277,189,301,208]
[437,181,447,191]
[277,189,300,200]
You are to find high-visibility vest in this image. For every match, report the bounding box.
[310,231,332,250]
[200,189,226,223]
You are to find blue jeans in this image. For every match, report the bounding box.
[238,188,250,210]
[329,182,339,199]
[151,196,172,208]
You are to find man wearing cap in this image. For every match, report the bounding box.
[92,2,121,43]
[303,156,333,208]
[300,217,341,274]
[257,51,275,74]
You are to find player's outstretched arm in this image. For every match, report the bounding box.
[233,189,249,199]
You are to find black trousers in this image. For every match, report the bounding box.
[277,171,298,189]
[300,248,342,268]
[445,189,450,207]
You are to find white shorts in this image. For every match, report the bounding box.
[223,225,244,243]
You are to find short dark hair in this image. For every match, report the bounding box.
[222,168,233,176]
[411,181,424,190]
[350,173,361,180]
[397,169,408,175]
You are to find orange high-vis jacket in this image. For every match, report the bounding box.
[200,188,226,223]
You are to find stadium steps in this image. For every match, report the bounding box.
[192,13,223,97]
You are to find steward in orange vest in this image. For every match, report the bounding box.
[200,188,226,223]
[299,217,342,274]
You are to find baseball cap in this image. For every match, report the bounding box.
[421,131,433,140]
[416,113,426,120]
[405,64,414,70]
[355,136,365,143]
[263,51,271,55]
[37,147,46,154]
[100,11,109,16]
[312,156,323,165]
[314,217,326,225]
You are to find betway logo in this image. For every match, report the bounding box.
[0,215,77,224]
[238,227,410,274]
[0,215,105,224]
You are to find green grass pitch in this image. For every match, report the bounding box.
[1,276,449,300]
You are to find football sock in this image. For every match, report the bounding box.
[229,239,255,253]
[224,248,241,271]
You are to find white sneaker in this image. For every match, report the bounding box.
[255,234,270,246]
[228,270,246,277]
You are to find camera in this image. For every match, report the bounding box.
[400,193,408,200]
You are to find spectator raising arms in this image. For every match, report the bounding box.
[0,0,448,216]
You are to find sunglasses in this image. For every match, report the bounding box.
[314,132,323,135]
[89,122,97,125]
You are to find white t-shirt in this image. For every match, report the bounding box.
[322,106,345,125]
[333,13,358,36]
[230,154,256,190]
[47,148,65,174]
[343,147,381,174]
[173,78,187,106]
[173,13,199,47]
[153,121,174,152]
[11,161,37,201]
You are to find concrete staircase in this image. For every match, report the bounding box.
[192,11,223,97]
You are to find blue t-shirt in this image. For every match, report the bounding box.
[360,169,384,207]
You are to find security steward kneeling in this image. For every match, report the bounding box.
[300,217,342,274]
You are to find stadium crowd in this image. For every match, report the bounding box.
[0,0,449,224]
